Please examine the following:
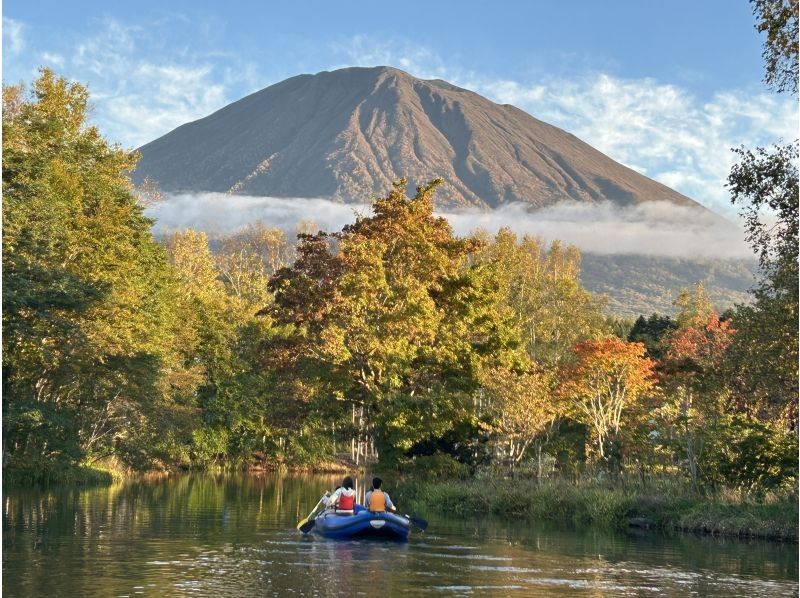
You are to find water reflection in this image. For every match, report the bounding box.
[3,474,797,596]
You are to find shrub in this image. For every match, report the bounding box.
[400,452,470,481]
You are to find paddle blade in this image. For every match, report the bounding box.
[407,515,428,531]
[297,494,328,533]
[297,517,316,534]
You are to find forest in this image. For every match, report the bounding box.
[2,66,797,502]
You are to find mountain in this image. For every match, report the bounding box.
[136,65,754,317]
[580,254,756,319]
[134,66,702,209]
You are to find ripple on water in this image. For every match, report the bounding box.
[417,552,513,561]
[413,543,478,550]
[467,565,543,573]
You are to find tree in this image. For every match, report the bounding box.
[164,229,286,465]
[560,338,655,467]
[481,366,561,473]
[728,1,799,430]
[218,222,295,282]
[751,0,799,93]
[2,70,188,475]
[269,179,522,463]
[729,143,798,301]
[659,314,736,490]
[628,313,677,360]
[726,143,798,428]
[476,229,607,367]
[673,283,715,329]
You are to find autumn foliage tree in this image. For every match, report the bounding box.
[659,314,735,490]
[476,228,607,367]
[481,366,560,470]
[560,337,655,467]
[269,179,522,463]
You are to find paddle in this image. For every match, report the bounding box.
[297,493,328,534]
[404,514,428,531]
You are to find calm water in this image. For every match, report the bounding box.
[3,474,797,597]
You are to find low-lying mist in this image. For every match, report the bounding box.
[146,192,752,259]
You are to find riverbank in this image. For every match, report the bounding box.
[2,456,362,488]
[393,478,799,542]
[7,462,795,543]
[3,463,120,487]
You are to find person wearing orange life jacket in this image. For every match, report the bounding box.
[324,476,357,514]
[364,477,396,513]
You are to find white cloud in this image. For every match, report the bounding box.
[441,200,750,259]
[98,63,227,147]
[4,17,259,148]
[64,19,234,147]
[147,193,366,238]
[472,74,797,215]
[40,52,65,68]
[147,193,751,260]
[3,17,25,56]
[330,35,450,80]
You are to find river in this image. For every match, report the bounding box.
[3,474,797,596]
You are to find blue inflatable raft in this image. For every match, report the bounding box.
[313,506,411,541]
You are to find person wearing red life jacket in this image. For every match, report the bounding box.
[324,476,356,514]
[365,477,396,513]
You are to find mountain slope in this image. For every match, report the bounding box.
[134,66,702,209]
[581,254,757,318]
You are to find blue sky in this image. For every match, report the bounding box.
[3,0,797,214]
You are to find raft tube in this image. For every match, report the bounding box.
[313,507,411,540]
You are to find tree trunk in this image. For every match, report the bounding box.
[537,443,543,480]
[686,433,699,493]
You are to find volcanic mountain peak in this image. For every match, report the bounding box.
[134,65,700,210]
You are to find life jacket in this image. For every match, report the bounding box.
[369,489,386,512]
[337,490,355,511]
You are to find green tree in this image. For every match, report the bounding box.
[164,229,280,466]
[726,1,799,431]
[701,413,797,491]
[476,229,607,367]
[726,143,799,427]
[2,70,187,476]
[751,0,799,93]
[628,313,677,360]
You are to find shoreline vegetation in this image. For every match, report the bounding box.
[5,462,796,543]
[393,476,798,543]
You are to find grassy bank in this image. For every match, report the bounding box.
[393,478,798,542]
[3,455,359,488]
[3,463,119,487]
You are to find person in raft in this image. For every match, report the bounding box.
[364,477,396,513]
[324,476,357,514]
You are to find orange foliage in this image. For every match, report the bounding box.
[561,337,656,461]
[663,314,735,379]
